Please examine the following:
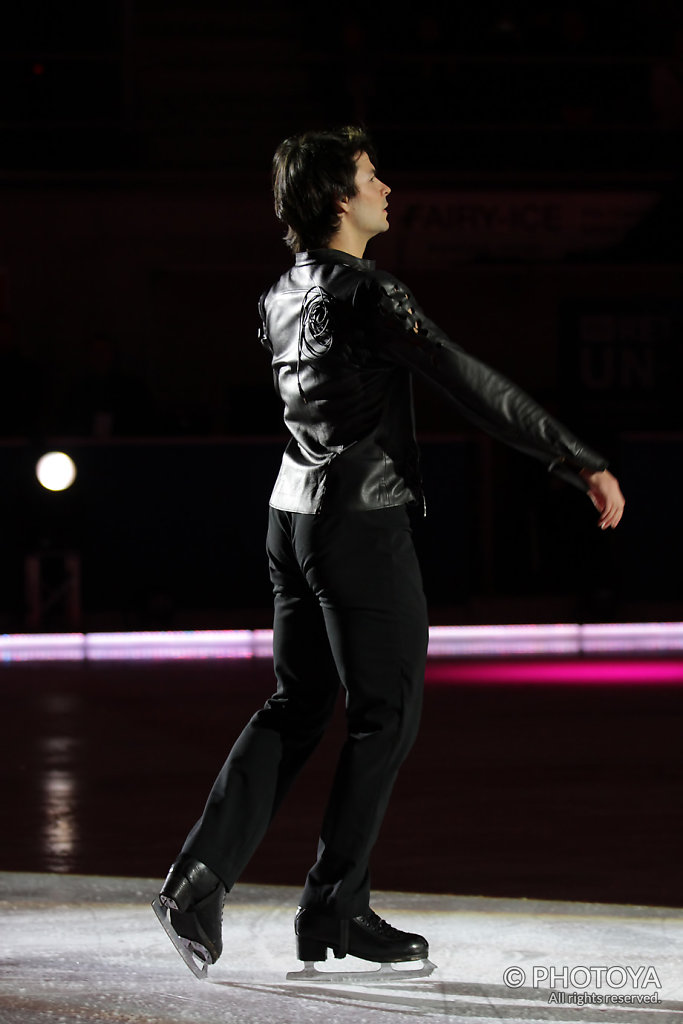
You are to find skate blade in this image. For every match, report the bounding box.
[151,896,211,980]
[286,957,437,984]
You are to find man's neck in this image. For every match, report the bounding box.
[325,230,368,260]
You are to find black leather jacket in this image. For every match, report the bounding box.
[259,248,606,514]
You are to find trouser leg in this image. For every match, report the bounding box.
[180,509,341,886]
[293,506,429,918]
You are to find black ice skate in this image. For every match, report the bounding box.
[152,855,225,979]
[286,907,436,983]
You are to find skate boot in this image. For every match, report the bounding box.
[151,855,225,979]
[287,907,436,983]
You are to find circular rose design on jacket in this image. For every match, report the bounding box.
[299,286,335,358]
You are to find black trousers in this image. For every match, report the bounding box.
[181,504,428,918]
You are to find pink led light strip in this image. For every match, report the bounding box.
[425,659,683,685]
[1,623,683,663]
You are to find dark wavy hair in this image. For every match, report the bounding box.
[272,126,376,253]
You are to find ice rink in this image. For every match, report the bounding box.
[2,871,683,1023]
[3,642,683,1021]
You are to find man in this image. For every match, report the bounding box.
[153,127,624,979]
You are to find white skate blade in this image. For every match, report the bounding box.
[151,896,211,980]
[286,957,437,984]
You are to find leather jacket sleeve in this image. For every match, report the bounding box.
[356,271,607,488]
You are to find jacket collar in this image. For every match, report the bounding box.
[295,248,376,271]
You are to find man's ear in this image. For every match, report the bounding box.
[335,195,350,216]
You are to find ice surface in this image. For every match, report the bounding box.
[1,872,683,1023]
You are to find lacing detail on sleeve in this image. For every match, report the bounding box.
[375,280,442,364]
[379,282,424,333]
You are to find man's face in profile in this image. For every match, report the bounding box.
[340,151,391,245]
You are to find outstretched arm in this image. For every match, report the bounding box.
[580,468,625,529]
[365,273,607,478]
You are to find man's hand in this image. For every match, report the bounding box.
[579,469,625,529]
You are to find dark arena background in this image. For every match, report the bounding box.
[2,4,683,1021]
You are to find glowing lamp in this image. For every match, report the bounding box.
[36,452,77,492]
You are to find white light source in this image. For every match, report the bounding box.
[2,623,683,664]
[36,452,77,492]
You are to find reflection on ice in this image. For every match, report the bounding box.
[41,766,78,873]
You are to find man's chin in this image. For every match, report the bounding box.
[366,221,391,245]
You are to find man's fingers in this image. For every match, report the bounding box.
[598,500,624,529]
[581,469,624,529]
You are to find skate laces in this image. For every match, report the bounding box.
[358,909,404,937]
